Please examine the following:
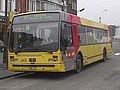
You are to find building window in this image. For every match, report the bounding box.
[36,0,41,11]
[32,1,36,11]
[8,0,12,12]
[0,1,1,10]
[67,0,77,15]
[72,0,77,10]
[16,0,21,13]
[26,0,36,11]
[26,0,30,11]
[41,1,45,10]
[78,25,87,45]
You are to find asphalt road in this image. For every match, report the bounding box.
[0,41,120,90]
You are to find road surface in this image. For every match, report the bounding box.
[0,41,120,90]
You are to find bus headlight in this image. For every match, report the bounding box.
[48,55,58,62]
[48,58,58,62]
[10,59,18,62]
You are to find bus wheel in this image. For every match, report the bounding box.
[103,49,107,62]
[74,54,82,74]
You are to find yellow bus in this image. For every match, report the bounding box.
[8,11,112,73]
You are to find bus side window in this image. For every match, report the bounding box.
[100,30,108,43]
[78,25,86,45]
[87,27,94,44]
[94,28,100,43]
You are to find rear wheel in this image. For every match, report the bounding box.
[74,54,82,74]
[103,49,107,62]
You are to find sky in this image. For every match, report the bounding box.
[77,0,120,25]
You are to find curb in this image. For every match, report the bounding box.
[0,63,7,69]
[0,72,24,80]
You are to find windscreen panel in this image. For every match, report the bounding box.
[13,13,59,24]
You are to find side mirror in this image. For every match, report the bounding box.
[0,47,4,52]
[0,40,4,52]
[1,47,4,52]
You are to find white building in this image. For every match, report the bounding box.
[26,0,67,12]
[114,26,120,39]
[0,0,16,16]
[0,0,67,39]
[0,0,67,16]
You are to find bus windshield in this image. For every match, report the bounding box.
[9,13,59,53]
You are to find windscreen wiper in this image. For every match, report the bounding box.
[14,48,22,54]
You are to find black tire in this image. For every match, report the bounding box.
[74,54,82,74]
[103,49,107,62]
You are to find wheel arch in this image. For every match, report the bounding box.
[77,51,84,65]
[103,47,107,54]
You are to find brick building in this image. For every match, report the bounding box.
[0,0,77,40]
[15,0,67,13]
[0,0,77,14]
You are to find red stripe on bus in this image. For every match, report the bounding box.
[67,14,81,24]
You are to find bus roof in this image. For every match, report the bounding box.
[80,18,109,30]
[13,11,109,30]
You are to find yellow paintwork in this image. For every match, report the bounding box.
[80,18,109,30]
[79,43,112,66]
[8,50,66,72]
[8,11,112,72]
[77,17,112,66]
[8,11,15,23]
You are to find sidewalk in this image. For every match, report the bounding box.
[0,63,23,79]
[0,52,22,79]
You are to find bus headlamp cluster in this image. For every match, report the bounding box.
[48,58,58,62]
[10,59,18,62]
[10,56,18,62]
[48,55,58,62]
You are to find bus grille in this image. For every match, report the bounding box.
[12,64,55,67]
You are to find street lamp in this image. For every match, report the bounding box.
[77,8,85,13]
[99,9,107,23]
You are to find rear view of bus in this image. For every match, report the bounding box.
[8,12,66,72]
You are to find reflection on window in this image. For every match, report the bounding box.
[94,29,100,43]
[87,27,94,44]
[10,22,59,52]
[100,30,108,43]
[61,22,73,50]
[78,25,109,45]
[66,23,73,46]
[78,25,86,45]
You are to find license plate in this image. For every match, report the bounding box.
[29,66,36,70]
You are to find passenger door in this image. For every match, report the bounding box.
[60,22,76,71]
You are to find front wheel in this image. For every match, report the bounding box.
[74,54,82,74]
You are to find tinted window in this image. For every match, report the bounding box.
[87,27,94,44]
[60,22,73,50]
[10,22,59,52]
[94,28,100,43]
[13,13,59,24]
[100,30,108,43]
[78,25,86,45]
